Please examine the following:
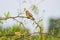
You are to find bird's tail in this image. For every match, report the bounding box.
[31,17,35,20]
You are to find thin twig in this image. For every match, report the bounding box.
[12,18,26,29]
[0,16,27,20]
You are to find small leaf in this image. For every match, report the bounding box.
[36,24,38,28]
[0,38,2,40]
[38,19,43,22]
[4,12,7,18]
[24,8,26,11]
[4,11,10,19]
[7,11,10,17]
[2,28,7,35]
[7,38,10,40]
[31,5,39,14]
[32,22,34,25]
[0,20,3,24]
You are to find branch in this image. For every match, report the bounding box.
[13,18,26,29]
[28,32,60,38]
[33,20,41,28]
[0,16,27,20]
[0,32,60,38]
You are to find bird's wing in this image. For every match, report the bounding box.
[29,12,33,17]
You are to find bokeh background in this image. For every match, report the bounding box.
[0,0,60,33]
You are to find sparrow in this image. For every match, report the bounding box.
[25,10,35,20]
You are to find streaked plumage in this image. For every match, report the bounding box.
[26,10,35,20]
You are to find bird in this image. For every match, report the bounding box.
[25,10,35,20]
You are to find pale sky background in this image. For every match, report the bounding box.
[0,0,60,33]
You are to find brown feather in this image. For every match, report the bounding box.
[26,10,35,20]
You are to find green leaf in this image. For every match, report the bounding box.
[36,24,38,28]
[7,11,10,17]
[19,22,23,27]
[24,8,26,11]
[12,36,17,39]
[2,28,7,35]
[32,22,35,25]
[0,38,2,40]
[0,20,3,24]
[4,12,7,18]
[38,19,43,22]
[4,11,10,19]
[7,38,10,40]
[31,5,38,14]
